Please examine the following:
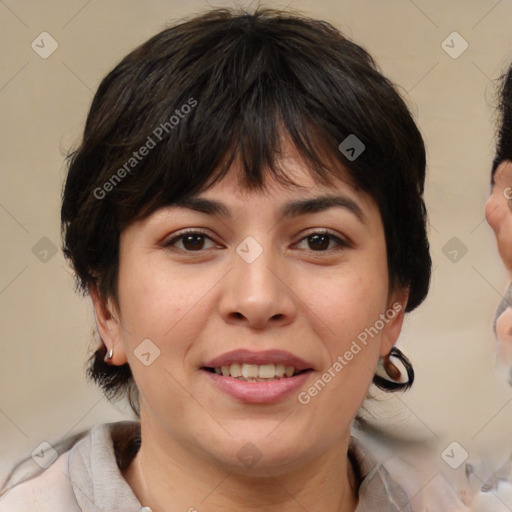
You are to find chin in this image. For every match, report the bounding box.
[225,450,308,478]
[207,436,312,475]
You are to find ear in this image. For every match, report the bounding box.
[379,287,409,358]
[90,285,128,365]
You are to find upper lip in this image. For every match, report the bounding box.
[203,349,314,371]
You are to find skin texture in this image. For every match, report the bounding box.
[486,160,512,366]
[91,139,408,512]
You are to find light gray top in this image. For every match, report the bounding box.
[0,421,464,511]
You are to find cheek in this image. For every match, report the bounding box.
[119,267,177,331]
[115,256,211,410]
[304,254,390,357]
[116,254,205,357]
[323,278,384,336]
[295,270,389,430]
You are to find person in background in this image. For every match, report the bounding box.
[486,64,512,376]
[467,63,512,512]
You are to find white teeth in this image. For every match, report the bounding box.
[213,363,299,379]
[275,364,286,377]
[258,364,275,379]
[242,364,259,379]
[230,363,242,378]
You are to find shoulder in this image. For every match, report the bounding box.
[349,435,469,512]
[466,455,512,511]
[0,422,139,512]
[0,450,77,511]
[382,452,469,511]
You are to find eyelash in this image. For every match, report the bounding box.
[163,228,350,254]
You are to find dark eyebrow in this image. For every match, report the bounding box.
[170,194,367,225]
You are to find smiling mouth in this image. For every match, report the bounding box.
[202,363,312,381]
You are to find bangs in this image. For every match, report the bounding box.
[125,118,348,225]
[99,21,372,226]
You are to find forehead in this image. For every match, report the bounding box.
[127,135,383,235]
[210,159,352,197]
[137,146,383,236]
[183,151,381,232]
[199,138,369,207]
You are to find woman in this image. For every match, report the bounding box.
[0,7,463,511]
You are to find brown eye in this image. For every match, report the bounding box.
[296,230,350,252]
[164,230,217,252]
[180,233,207,251]
[307,234,331,251]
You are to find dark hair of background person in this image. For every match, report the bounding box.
[492,64,512,181]
[60,7,431,418]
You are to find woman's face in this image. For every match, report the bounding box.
[486,160,512,273]
[93,141,407,474]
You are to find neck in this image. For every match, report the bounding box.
[122,418,359,512]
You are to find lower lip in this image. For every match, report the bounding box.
[201,369,313,404]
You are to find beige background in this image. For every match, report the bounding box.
[2,0,512,495]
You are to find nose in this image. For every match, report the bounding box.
[218,239,297,330]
